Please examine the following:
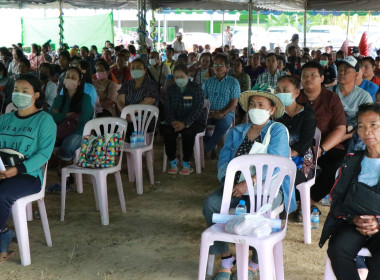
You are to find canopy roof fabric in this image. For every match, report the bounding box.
[1,0,380,11]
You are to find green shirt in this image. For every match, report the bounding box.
[0,111,57,185]
[50,93,94,135]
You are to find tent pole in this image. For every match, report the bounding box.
[164,13,167,43]
[368,12,371,33]
[222,11,225,47]
[303,1,307,48]
[256,10,260,51]
[346,11,350,40]
[158,11,161,50]
[248,1,252,56]
[210,12,214,34]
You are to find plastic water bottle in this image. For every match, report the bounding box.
[130,131,137,148]
[137,131,145,147]
[321,195,330,206]
[311,209,319,229]
[235,200,247,215]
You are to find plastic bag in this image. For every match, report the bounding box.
[225,204,273,238]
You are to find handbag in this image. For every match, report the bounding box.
[343,179,380,216]
[56,113,80,140]
[0,148,25,167]
[77,133,121,168]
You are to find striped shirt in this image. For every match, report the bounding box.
[255,69,288,88]
[118,76,160,106]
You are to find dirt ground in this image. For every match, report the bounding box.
[0,142,329,280]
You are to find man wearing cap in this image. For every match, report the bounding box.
[354,58,379,101]
[285,34,301,57]
[297,61,346,211]
[202,54,240,158]
[172,32,186,61]
[335,56,373,141]
[255,53,287,88]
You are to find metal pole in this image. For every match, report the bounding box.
[210,12,214,35]
[164,13,167,42]
[222,11,225,47]
[158,11,161,50]
[303,1,307,47]
[346,11,350,40]
[256,10,260,51]
[368,12,371,33]
[248,2,252,56]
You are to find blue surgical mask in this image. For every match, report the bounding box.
[175,78,188,88]
[276,93,295,107]
[320,60,328,66]
[12,92,33,109]
[131,69,145,79]
[336,58,343,61]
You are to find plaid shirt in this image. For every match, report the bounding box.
[118,75,160,105]
[165,81,206,126]
[202,75,240,116]
[255,69,288,88]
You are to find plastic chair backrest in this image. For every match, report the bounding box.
[120,104,159,147]
[221,154,296,222]
[5,102,18,114]
[81,117,128,166]
[311,127,321,179]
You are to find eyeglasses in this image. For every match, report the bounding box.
[213,64,225,68]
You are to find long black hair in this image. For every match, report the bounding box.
[62,67,85,113]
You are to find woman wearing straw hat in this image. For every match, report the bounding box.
[203,87,294,280]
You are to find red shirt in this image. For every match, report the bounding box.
[297,87,346,150]
[371,75,380,87]
[111,67,133,84]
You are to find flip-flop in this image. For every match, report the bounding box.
[214,268,232,280]
[0,251,16,264]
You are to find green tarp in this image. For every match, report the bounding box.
[21,12,114,50]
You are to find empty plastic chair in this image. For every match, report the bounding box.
[11,164,51,266]
[296,127,321,244]
[198,154,297,280]
[60,117,128,226]
[120,104,159,195]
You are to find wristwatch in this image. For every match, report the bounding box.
[320,146,326,156]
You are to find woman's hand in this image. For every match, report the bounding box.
[0,167,18,180]
[232,182,248,197]
[353,215,380,236]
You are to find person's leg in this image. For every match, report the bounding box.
[310,148,346,203]
[59,133,83,161]
[0,175,41,255]
[204,115,233,153]
[181,122,205,162]
[365,233,380,280]
[161,124,178,162]
[327,223,366,280]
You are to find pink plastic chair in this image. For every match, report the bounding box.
[60,117,128,226]
[120,104,159,195]
[11,164,52,266]
[296,127,321,244]
[198,154,297,280]
[324,248,371,279]
[162,100,210,174]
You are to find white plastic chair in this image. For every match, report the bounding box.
[296,127,321,244]
[198,154,297,280]
[162,100,210,174]
[60,117,128,226]
[11,164,52,266]
[5,102,17,114]
[120,104,159,195]
[324,248,371,279]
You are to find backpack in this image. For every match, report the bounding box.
[77,133,121,168]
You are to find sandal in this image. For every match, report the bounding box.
[214,268,232,280]
[180,166,193,175]
[167,166,178,175]
[0,251,16,264]
[231,266,258,280]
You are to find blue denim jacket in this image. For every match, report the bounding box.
[217,120,296,213]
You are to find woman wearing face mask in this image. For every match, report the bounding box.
[92,59,121,117]
[162,64,206,175]
[116,58,159,138]
[0,62,15,114]
[0,74,56,263]
[50,67,94,169]
[203,89,293,280]
[275,76,317,222]
[320,53,337,88]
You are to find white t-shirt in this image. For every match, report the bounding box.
[172,40,185,61]
[43,81,58,107]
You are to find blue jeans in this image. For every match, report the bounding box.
[0,175,41,231]
[204,114,233,152]
[59,133,82,161]
[202,184,283,262]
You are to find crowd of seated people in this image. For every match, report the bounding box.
[0,35,379,278]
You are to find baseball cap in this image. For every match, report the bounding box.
[176,32,182,37]
[338,56,360,72]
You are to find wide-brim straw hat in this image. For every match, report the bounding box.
[239,90,285,119]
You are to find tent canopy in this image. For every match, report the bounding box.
[2,0,380,11]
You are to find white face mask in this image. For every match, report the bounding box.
[149,58,157,65]
[12,92,34,109]
[248,108,270,125]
